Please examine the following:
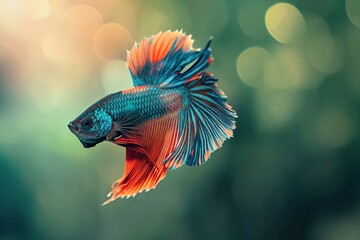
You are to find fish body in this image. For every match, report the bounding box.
[105,86,187,123]
[68,31,237,204]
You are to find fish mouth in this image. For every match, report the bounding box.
[68,121,79,133]
[68,121,105,148]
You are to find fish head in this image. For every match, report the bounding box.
[68,108,112,148]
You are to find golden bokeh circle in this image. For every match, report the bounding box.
[93,23,133,62]
[61,5,103,61]
[236,47,270,88]
[42,5,103,65]
[265,3,305,44]
[26,0,50,19]
[42,31,79,65]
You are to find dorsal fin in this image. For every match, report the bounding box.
[126,30,211,88]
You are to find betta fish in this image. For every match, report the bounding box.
[68,31,237,205]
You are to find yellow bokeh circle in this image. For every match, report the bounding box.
[236,47,270,88]
[265,3,305,44]
[93,23,133,62]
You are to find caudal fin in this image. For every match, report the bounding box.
[163,72,237,168]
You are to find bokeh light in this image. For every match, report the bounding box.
[42,5,103,65]
[0,0,25,36]
[93,23,133,62]
[42,31,79,65]
[306,16,343,74]
[190,0,229,40]
[25,0,50,19]
[101,0,138,33]
[236,47,270,88]
[308,35,343,74]
[1,1,360,240]
[316,107,354,148]
[138,2,192,38]
[238,1,268,39]
[311,213,360,240]
[346,23,360,94]
[138,7,172,38]
[101,60,133,94]
[256,90,303,130]
[265,3,306,44]
[346,0,360,28]
[264,47,307,89]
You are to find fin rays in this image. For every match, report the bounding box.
[127,31,199,87]
[163,73,237,169]
[104,114,181,204]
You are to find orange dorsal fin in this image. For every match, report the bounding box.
[126,30,196,87]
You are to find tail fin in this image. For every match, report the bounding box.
[163,72,237,168]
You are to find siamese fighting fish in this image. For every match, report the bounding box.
[68,31,237,205]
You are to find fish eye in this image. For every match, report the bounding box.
[81,118,93,130]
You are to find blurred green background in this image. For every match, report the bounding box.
[1,0,360,239]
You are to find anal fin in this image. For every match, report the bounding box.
[103,114,180,204]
